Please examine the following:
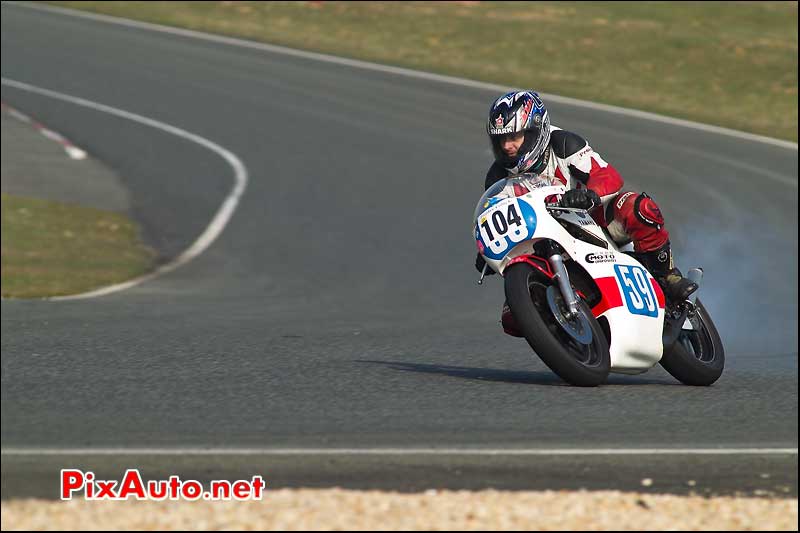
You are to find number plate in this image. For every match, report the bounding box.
[475,198,537,260]
[614,264,659,318]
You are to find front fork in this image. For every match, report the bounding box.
[549,254,580,319]
[477,245,581,318]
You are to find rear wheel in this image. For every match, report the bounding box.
[504,263,610,386]
[660,299,724,386]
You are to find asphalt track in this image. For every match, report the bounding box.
[1,3,797,499]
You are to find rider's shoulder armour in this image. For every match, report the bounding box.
[550,129,588,159]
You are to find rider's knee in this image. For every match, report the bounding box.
[612,191,670,252]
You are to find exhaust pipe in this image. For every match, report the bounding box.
[686,268,703,305]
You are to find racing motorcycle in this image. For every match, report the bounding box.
[474,174,724,387]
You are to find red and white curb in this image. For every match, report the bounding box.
[1,101,87,160]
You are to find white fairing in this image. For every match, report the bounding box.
[474,179,665,374]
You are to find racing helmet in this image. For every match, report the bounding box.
[487,91,551,174]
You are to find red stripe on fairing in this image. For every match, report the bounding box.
[592,276,623,317]
[651,277,666,308]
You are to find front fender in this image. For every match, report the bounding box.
[505,254,554,280]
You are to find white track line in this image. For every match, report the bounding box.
[6,1,797,151]
[0,78,248,301]
[1,448,797,456]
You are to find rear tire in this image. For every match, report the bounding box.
[660,299,724,386]
[504,263,610,386]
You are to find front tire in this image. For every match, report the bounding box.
[660,299,724,386]
[504,263,610,386]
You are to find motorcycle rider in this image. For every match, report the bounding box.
[475,91,698,336]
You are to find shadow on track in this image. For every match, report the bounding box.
[355,360,678,386]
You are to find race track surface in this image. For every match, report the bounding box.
[1,3,797,498]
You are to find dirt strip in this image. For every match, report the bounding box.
[2,489,797,531]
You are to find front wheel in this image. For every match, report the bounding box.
[504,263,610,386]
[660,299,724,386]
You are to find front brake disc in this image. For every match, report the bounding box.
[545,285,593,345]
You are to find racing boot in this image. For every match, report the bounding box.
[638,242,698,304]
[501,302,524,337]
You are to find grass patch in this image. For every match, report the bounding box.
[1,194,156,298]
[50,1,798,141]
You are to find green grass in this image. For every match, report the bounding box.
[51,1,798,141]
[1,194,156,298]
